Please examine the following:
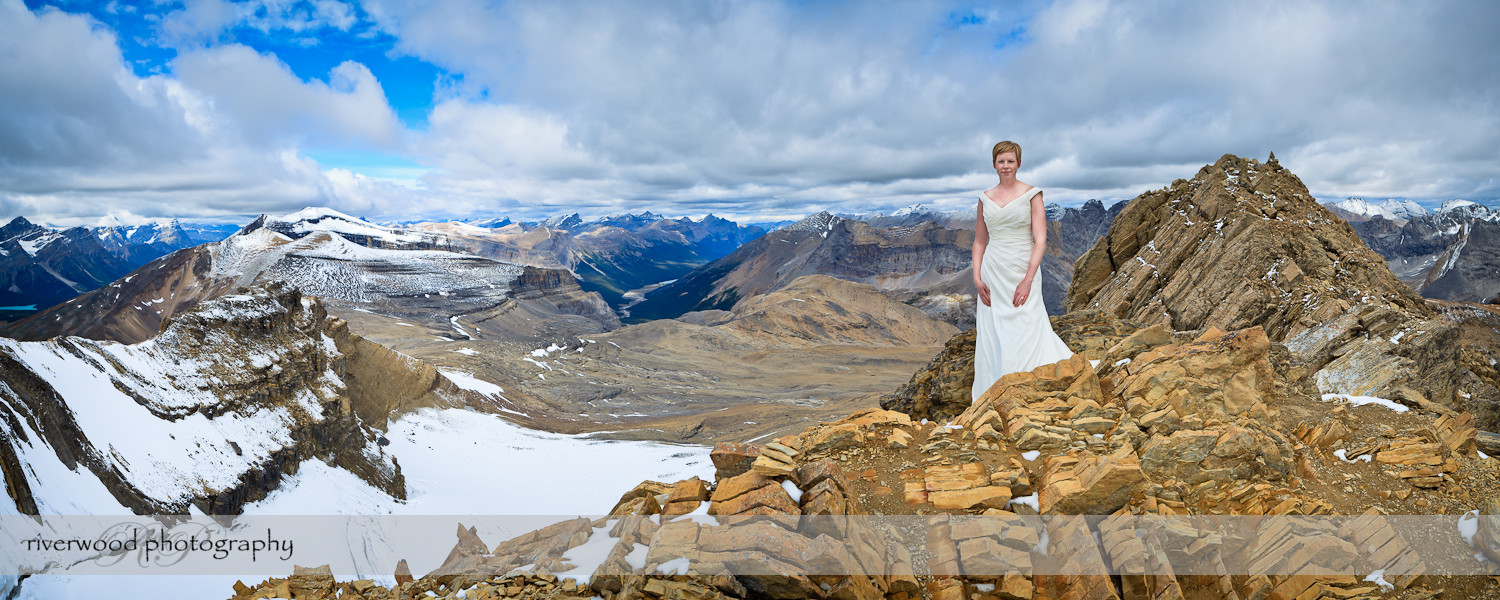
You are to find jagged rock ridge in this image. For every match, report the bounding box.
[1065,153,1498,422]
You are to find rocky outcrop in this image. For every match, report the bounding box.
[880,311,1150,423]
[1067,153,1431,340]
[0,282,489,515]
[1066,154,1498,419]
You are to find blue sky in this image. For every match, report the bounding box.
[2,0,1498,226]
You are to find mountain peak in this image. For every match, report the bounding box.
[273,206,375,226]
[1069,153,1431,342]
[781,210,839,234]
[1440,199,1480,213]
[541,212,583,230]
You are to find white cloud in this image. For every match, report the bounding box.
[160,0,363,44]
[361,0,1500,215]
[172,44,404,148]
[0,0,406,225]
[4,0,1500,226]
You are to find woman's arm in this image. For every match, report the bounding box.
[1015,190,1047,307]
[973,200,991,306]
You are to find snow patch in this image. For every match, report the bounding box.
[440,370,505,397]
[1321,393,1408,412]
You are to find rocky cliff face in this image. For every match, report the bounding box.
[0,282,492,514]
[1340,201,1500,303]
[1421,218,1500,304]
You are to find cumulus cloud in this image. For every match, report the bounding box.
[364,0,1500,217]
[0,0,405,225]
[4,0,1499,225]
[172,44,404,148]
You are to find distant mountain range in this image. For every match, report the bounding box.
[627,199,1125,327]
[0,217,237,320]
[0,209,765,324]
[2,208,621,344]
[408,211,766,312]
[1326,198,1500,304]
[1328,196,1430,221]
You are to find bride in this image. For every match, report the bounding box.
[971,141,1075,401]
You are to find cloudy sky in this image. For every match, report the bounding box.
[2,0,1497,226]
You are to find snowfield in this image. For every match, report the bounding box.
[244,407,713,516]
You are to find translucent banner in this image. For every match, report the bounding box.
[2,513,1496,580]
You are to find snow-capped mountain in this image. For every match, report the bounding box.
[1329,197,1429,221]
[420,211,765,312]
[0,216,239,321]
[1340,198,1500,302]
[0,217,132,318]
[836,204,974,229]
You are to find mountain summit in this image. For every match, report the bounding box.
[1067,154,1493,422]
[1067,153,1431,341]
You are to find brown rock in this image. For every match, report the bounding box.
[930,486,1013,511]
[394,559,413,585]
[288,564,335,600]
[668,477,711,504]
[711,470,774,503]
[710,442,761,480]
[610,480,674,515]
[709,482,799,516]
[661,500,703,516]
[1040,448,1146,515]
[794,459,848,492]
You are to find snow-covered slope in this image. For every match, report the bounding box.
[1330,197,1429,221]
[261,207,433,247]
[0,285,712,600]
[0,285,402,515]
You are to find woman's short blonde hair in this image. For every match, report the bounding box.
[991,140,1022,164]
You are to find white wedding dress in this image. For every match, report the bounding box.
[971,187,1075,401]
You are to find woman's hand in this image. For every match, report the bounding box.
[1012,279,1032,307]
[976,278,992,307]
